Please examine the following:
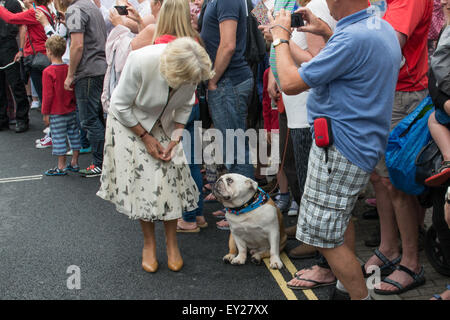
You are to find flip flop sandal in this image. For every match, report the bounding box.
[286,275,337,290]
[45,167,67,176]
[373,265,426,295]
[204,193,218,203]
[196,218,208,228]
[176,224,200,233]
[425,162,450,187]
[216,219,230,231]
[361,249,401,278]
[432,284,450,300]
[212,209,226,219]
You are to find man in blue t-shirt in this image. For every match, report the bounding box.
[270,0,401,299]
[200,0,254,179]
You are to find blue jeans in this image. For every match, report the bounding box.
[74,76,105,167]
[208,77,254,179]
[181,104,204,222]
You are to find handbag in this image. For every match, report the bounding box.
[385,96,435,195]
[415,139,444,186]
[23,6,54,72]
[24,34,51,72]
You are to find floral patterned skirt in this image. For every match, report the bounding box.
[96,115,199,222]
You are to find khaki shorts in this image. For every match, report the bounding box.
[375,89,429,177]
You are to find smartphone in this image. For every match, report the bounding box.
[114,5,128,16]
[32,3,36,9]
[291,13,304,28]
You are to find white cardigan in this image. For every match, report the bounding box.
[108,44,196,137]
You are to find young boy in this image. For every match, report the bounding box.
[41,35,81,176]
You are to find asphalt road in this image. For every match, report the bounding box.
[0,111,331,300]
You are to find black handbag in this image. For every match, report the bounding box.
[197,82,212,129]
[24,34,51,72]
[23,7,53,72]
[415,139,444,185]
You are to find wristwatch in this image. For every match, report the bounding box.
[273,38,289,48]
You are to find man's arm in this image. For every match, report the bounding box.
[14,25,26,61]
[270,9,310,95]
[207,19,237,91]
[64,32,84,91]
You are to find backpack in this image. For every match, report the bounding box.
[244,0,266,64]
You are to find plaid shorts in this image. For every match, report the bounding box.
[296,144,370,248]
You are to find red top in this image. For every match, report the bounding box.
[383,0,433,92]
[41,65,77,115]
[262,68,279,131]
[0,6,49,56]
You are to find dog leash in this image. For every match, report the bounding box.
[0,60,17,70]
[269,127,290,195]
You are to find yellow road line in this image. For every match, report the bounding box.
[263,258,298,300]
[280,252,319,301]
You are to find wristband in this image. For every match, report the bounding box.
[269,24,292,37]
[19,48,23,52]
[139,131,148,139]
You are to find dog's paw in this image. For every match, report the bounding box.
[269,256,283,270]
[231,256,246,266]
[223,254,236,264]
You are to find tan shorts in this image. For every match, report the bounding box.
[375,89,429,177]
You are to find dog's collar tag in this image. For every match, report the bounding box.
[225,187,270,216]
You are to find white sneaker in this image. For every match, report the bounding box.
[35,134,49,145]
[43,127,50,134]
[288,200,299,216]
[30,101,40,109]
[36,136,52,149]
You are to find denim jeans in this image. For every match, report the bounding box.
[208,76,254,179]
[74,75,105,167]
[181,104,204,222]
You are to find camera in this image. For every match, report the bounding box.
[291,13,304,28]
[114,6,128,16]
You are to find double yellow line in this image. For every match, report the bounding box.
[263,252,318,300]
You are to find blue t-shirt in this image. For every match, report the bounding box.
[200,0,252,85]
[299,9,401,172]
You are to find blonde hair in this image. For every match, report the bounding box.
[160,37,214,88]
[45,35,66,58]
[153,0,202,44]
[54,0,70,13]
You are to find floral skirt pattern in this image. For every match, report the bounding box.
[97,115,199,222]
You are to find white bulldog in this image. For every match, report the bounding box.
[213,173,287,269]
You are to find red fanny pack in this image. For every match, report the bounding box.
[313,117,333,148]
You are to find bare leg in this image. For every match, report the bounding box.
[139,220,158,273]
[320,244,368,300]
[429,112,450,161]
[375,179,421,292]
[164,219,183,271]
[364,173,400,271]
[71,150,80,167]
[57,155,66,170]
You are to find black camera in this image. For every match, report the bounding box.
[291,13,304,28]
[114,6,128,16]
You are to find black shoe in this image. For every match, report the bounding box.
[362,208,379,220]
[15,120,29,133]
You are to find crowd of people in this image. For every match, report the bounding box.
[0,0,449,300]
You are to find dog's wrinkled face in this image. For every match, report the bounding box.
[213,173,258,209]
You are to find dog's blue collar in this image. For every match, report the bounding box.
[225,187,270,216]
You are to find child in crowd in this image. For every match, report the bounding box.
[41,35,81,176]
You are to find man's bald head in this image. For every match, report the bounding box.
[326,0,370,21]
